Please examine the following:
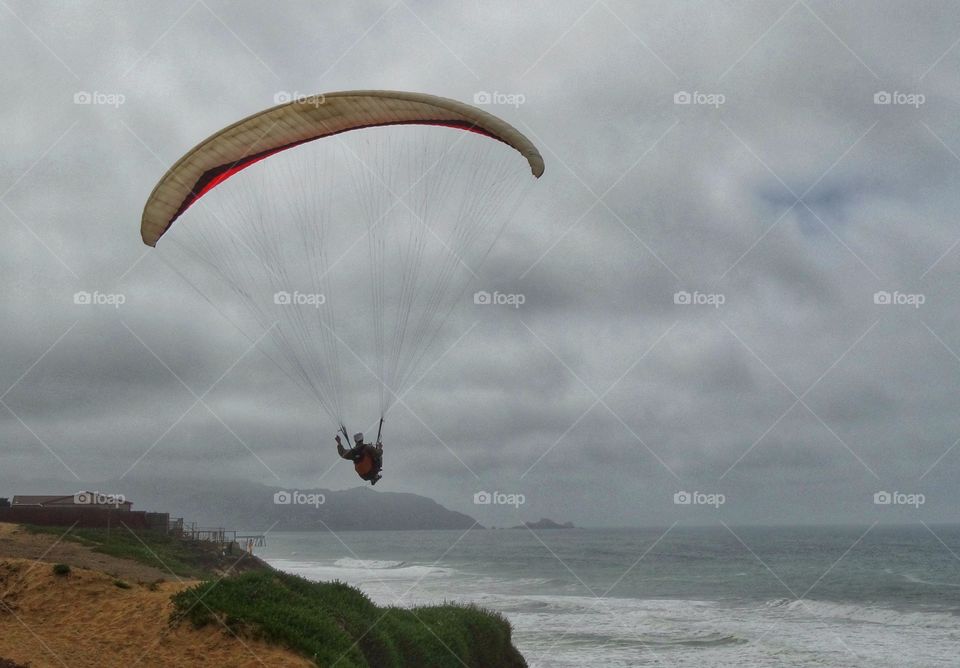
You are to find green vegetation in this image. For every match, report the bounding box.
[24,525,266,579]
[172,571,526,668]
[52,563,71,576]
[20,524,526,665]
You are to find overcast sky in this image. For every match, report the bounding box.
[3,1,960,527]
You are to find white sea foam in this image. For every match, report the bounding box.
[268,557,454,585]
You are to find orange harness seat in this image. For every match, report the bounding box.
[354,453,375,477]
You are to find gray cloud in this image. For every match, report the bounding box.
[3,0,960,527]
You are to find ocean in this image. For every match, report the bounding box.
[257,525,960,666]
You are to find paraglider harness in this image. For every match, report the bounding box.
[339,420,383,483]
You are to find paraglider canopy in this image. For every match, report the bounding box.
[141,90,544,247]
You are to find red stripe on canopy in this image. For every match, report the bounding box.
[168,120,498,229]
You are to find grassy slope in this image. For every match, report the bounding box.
[19,525,526,666]
[23,525,266,579]
[172,571,527,668]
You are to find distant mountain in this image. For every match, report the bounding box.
[0,477,479,531]
[509,518,574,530]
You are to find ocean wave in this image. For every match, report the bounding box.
[333,558,408,570]
[774,599,958,627]
[764,598,793,608]
[661,633,748,648]
[552,630,747,649]
[267,557,455,581]
[902,573,960,588]
[486,593,723,621]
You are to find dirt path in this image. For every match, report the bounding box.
[0,523,169,583]
[0,557,313,667]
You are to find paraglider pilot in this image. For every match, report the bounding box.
[336,429,383,485]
